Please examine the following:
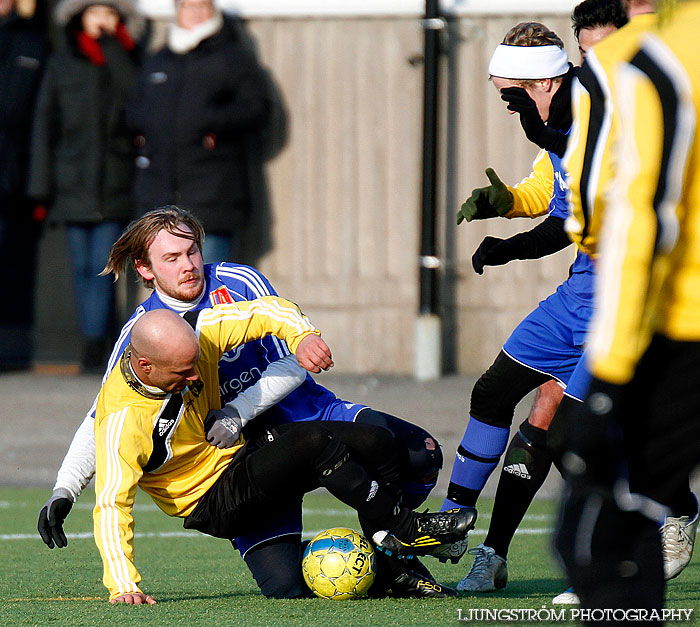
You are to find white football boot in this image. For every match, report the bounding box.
[456,543,507,592]
[552,586,580,604]
[661,508,698,580]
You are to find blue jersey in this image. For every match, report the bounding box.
[102,263,366,427]
[548,148,595,302]
[502,147,595,398]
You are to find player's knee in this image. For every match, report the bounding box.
[244,538,309,599]
[406,433,442,480]
[259,573,307,599]
[294,423,336,456]
[470,371,514,429]
[356,409,442,479]
[471,352,549,428]
[527,381,564,430]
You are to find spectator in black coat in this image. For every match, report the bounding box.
[28,0,142,372]
[128,0,274,263]
[0,0,47,370]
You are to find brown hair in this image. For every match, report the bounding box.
[101,205,205,288]
[501,21,565,48]
[498,22,567,87]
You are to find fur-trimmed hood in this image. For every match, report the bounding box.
[54,0,145,38]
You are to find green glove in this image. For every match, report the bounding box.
[457,168,514,224]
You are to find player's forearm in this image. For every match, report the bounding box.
[208,297,320,356]
[507,216,572,260]
[94,503,142,600]
[94,425,143,600]
[227,354,306,424]
[53,412,97,500]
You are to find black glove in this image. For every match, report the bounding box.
[38,489,73,549]
[500,87,568,157]
[561,376,627,490]
[204,406,244,449]
[471,236,521,274]
[457,168,513,224]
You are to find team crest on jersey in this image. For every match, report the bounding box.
[210,286,234,306]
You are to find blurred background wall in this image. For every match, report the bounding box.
[32,1,580,375]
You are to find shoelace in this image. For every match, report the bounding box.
[661,520,691,560]
[466,547,494,577]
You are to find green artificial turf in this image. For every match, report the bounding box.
[1,487,698,626]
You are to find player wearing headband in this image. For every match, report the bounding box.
[438,22,598,593]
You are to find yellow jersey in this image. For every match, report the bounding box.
[563,13,658,255]
[93,296,319,600]
[505,149,555,219]
[587,2,700,384]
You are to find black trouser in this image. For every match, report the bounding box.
[211,412,442,598]
[185,421,403,540]
[556,336,700,623]
[471,351,551,428]
[355,409,443,509]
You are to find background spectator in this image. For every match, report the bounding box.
[128,0,274,263]
[0,0,47,370]
[28,0,143,373]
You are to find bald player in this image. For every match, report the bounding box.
[92,304,474,604]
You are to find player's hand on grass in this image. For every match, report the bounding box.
[296,335,334,373]
[204,406,244,448]
[457,168,513,224]
[38,488,73,549]
[472,236,517,274]
[110,592,156,605]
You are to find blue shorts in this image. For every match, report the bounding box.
[235,506,303,556]
[503,284,593,391]
[320,398,368,422]
[564,351,593,401]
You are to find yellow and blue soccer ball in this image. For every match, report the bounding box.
[302,527,375,600]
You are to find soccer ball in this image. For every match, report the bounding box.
[302,527,375,600]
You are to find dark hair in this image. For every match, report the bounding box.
[571,0,628,39]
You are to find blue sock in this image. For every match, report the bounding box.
[441,416,510,510]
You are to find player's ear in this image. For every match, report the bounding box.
[137,356,152,373]
[541,78,554,92]
[135,260,155,281]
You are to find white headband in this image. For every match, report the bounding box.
[488,44,569,80]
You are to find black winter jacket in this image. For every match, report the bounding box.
[0,13,46,206]
[28,35,138,224]
[128,17,272,233]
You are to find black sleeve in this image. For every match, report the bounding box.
[503,215,572,260]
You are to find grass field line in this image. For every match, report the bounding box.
[1,501,555,523]
[1,526,554,542]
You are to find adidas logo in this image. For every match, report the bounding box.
[158,418,175,437]
[366,480,379,501]
[503,463,531,480]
